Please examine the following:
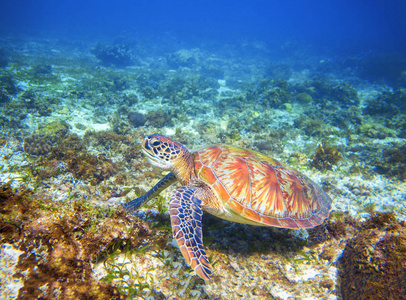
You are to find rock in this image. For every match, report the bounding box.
[128,112,146,127]
[338,220,406,299]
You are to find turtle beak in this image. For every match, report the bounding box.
[141,138,168,168]
[141,139,155,160]
[142,137,149,150]
[142,138,156,158]
[142,146,160,165]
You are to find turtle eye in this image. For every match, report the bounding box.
[151,139,162,146]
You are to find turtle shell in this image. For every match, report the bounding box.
[194,145,332,229]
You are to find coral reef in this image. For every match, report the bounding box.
[0,89,9,103]
[0,180,154,299]
[0,243,24,299]
[91,209,406,299]
[0,102,27,132]
[253,138,284,155]
[310,140,342,171]
[158,73,218,104]
[358,122,397,139]
[201,65,224,79]
[1,33,406,299]
[37,121,70,137]
[83,130,132,150]
[23,122,70,156]
[68,152,117,185]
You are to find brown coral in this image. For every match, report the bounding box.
[310,140,342,171]
[338,219,406,300]
[24,134,54,155]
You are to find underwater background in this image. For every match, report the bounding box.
[1,0,406,299]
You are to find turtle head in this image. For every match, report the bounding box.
[141,134,194,183]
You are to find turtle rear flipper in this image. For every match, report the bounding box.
[170,186,213,283]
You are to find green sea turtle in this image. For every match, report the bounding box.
[123,134,332,282]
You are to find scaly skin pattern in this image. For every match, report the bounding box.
[122,172,177,212]
[169,186,212,283]
[124,134,333,283]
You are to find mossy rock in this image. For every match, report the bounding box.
[36,120,70,139]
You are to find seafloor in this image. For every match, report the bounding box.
[0,35,405,299]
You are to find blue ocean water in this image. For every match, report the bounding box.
[1,1,406,299]
[1,0,406,52]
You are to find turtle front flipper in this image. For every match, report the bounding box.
[170,186,213,283]
[122,172,177,212]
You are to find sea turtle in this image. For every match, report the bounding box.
[123,134,332,282]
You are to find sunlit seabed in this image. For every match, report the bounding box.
[0,36,405,299]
